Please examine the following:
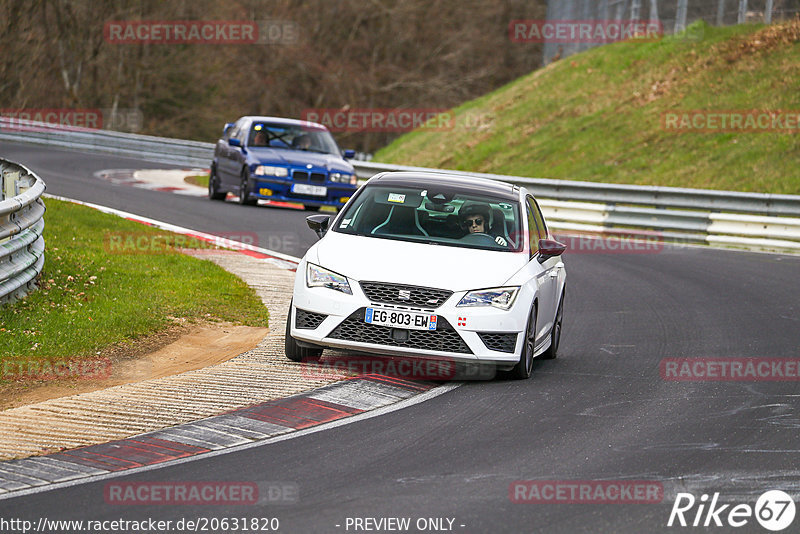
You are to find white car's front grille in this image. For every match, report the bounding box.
[359,282,452,309]
[328,308,472,354]
[295,308,327,329]
[477,332,518,353]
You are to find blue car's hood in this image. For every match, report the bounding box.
[247,148,353,172]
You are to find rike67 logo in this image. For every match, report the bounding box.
[668,490,796,531]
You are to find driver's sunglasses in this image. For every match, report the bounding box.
[463,217,484,227]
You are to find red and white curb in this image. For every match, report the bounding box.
[93,168,314,210]
[0,377,458,499]
[94,169,209,197]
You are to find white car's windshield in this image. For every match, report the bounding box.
[334,185,523,252]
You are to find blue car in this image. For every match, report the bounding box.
[209,116,357,211]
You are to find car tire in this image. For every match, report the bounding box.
[285,302,323,362]
[303,205,321,212]
[510,303,536,380]
[540,289,564,360]
[208,165,226,200]
[238,169,257,206]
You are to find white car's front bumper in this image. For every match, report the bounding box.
[290,264,532,367]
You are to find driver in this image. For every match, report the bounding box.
[253,130,267,146]
[459,202,508,247]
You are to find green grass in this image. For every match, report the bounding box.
[184,174,210,188]
[0,199,269,366]
[375,20,800,194]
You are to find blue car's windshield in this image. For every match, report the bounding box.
[334,185,523,252]
[248,122,340,155]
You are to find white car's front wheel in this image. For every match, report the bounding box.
[510,303,536,380]
[541,290,564,360]
[284,301,323,362]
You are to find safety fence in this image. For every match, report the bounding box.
[541,0,800,64]
[0,158,46,305]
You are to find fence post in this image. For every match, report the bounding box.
[738,0,748,23]
[717,0,726,25]
[630,0,642,20]
[649,0,659,24]
[675,0,689,32]
[765,0,774,23]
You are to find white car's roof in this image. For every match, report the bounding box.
[370,171,520,201]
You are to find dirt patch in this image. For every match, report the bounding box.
[0,322,268,411]
[719,17,800,63]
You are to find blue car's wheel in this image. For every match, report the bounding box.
[208,165,226,200]
[238,169,257,206]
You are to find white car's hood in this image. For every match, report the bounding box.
[312,231,527,292]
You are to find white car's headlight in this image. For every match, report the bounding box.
[254,165,288,177]
[330,172,356,185]
[457,287,519,310]
[306,263,352,295]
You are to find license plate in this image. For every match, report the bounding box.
[292,183,327,196]
[365,308,437,331]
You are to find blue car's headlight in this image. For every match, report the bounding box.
[306,263,352,295]
[457,287,519,310]
[254,165,288,177]
[330,172,356,185]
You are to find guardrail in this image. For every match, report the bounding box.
[0,158,46,305]
[2,117,799,252]
[0,117,212,168]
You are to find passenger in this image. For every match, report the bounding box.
[459,202,508,247]
[293,134,311,150]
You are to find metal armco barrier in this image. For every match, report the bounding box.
[2,117,799,252]
[0,117,211,168]
[0,158,46,305]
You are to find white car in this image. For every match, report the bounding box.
[285,171,566,379]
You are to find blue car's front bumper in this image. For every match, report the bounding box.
[249,176,357,207]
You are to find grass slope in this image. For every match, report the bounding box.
[376,20,800,194]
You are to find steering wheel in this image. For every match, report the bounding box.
[460,232,498,245]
